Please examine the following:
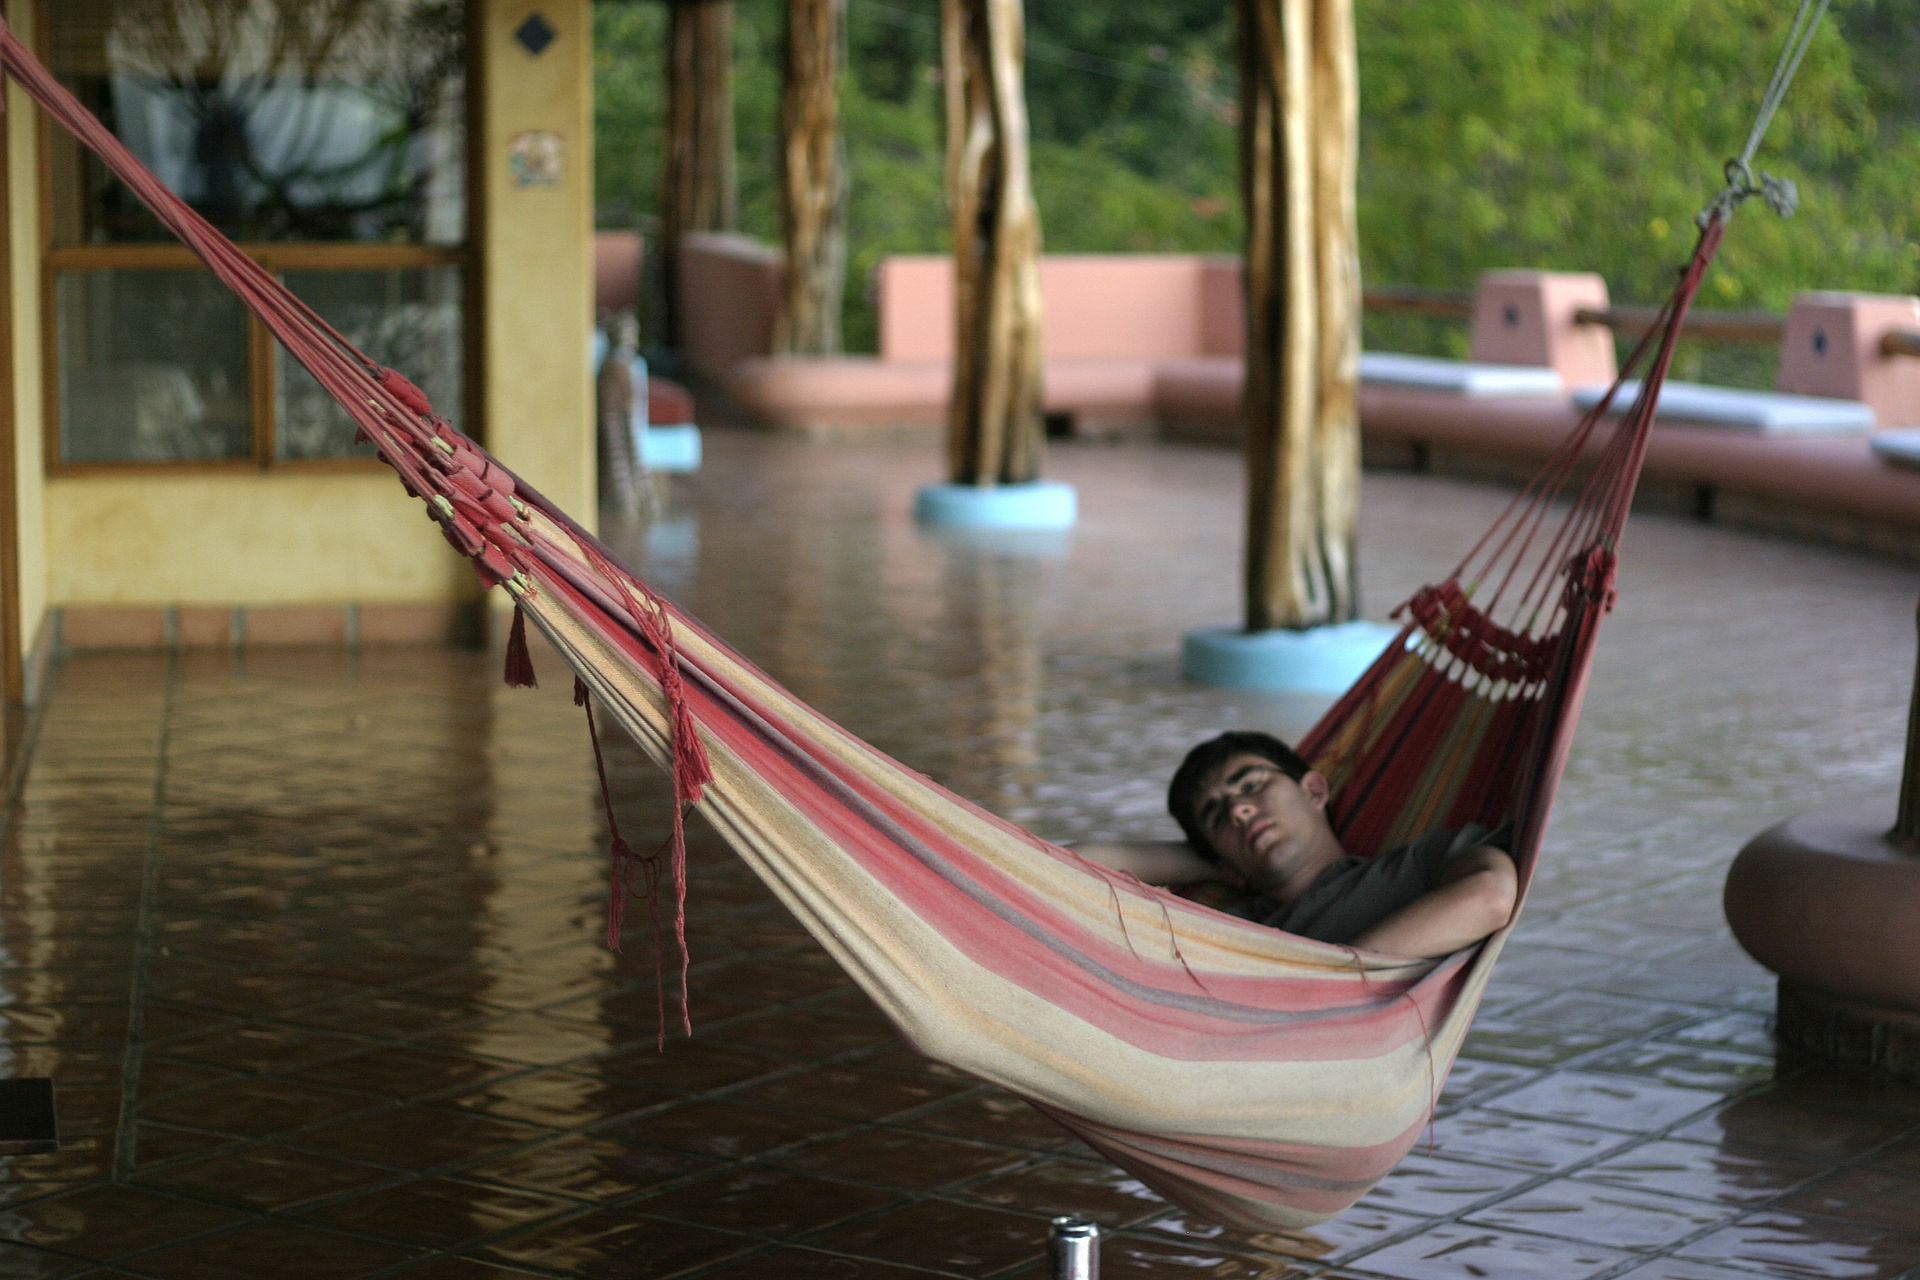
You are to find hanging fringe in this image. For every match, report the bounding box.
[578,675,685,1044]
[560,539,712,1036]
[605,833,637,943]
[504,605,538,688]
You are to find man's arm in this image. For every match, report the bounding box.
[1349,846,1517,959]
[1070,840,1219,886]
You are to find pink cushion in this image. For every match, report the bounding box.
[648,377,695,425]
[728,358,948,430]
[1154,357,1242,418]
[1041,359,1160,413]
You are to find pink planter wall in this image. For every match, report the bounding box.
[678,232,784,381]
[876,254,1241,364]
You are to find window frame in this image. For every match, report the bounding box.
[36,0,479,478]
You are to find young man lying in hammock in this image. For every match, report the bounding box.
[1076,731,1517,959]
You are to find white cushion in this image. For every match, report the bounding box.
[1572,380,1875,435]
[1359,353,1563,397]
[641,424,701,474]
[1871,428,1920,469]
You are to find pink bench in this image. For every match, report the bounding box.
[594,230,644,319]
[1356,289,1920,553]
[720,255,1618,441]
[1157,270,1616,443]
[726,252,1244,436]
[682,233,1920,552]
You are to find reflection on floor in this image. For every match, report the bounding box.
[5,430,1920,1279]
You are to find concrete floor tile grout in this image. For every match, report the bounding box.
[108,652,180,1183]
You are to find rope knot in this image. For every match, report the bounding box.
[1695,0,1829,227]
[1696,159,1798,228]
[1567,547,1618,611]
[1759,171,1800,218]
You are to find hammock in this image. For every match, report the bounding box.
[0,20,1792,1230]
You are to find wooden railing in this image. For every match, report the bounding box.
[1883,329,1920,359]
[1573,305,1786,345]
[1361,284,1920,362]
[1361,284,1472,319]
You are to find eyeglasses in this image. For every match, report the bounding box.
[1195,763,1285,835]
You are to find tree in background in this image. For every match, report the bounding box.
[1239,0,1359,632]
[774,0,848,354]
[594,1,1235,353]
[598,0,1920,367]
[658,0,736,348]
[941,0,1044,487]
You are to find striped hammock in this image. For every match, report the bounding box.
[3,23,1728,1229]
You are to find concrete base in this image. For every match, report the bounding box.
[641,424,702,474]
[1776,981,1920,1085]
[914,481,1078,531]
[1181,620,1399,692]
[1725,793,1920,1058]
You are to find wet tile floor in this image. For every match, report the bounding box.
[4,429,1920,1278]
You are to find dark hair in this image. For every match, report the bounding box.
[1167,731,1312,860]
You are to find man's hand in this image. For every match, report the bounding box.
[1349,846,1517,959]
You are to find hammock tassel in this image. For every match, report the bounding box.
[504,604,538,688]
[577,674,641,950]
[604,832,637,947]
[574,672,685,1038]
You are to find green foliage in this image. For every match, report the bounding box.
[595,0,1920,360]
[592,3,666,231]
[838,3,946,351]
[1356,0,1915,317]
[593,0,1239,348]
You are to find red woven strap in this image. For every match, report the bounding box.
[1399,582,1556,684]
[1566,546,1619,613]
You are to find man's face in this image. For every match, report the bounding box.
[1189,751,1332,894]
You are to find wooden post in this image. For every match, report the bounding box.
[1898,597,1920,845]
[660,0,736,350]
[774,0,847,355]
[941,0,1044,486]
[1238,0,1360,631]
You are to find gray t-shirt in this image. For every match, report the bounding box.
[1254,823,1503,944]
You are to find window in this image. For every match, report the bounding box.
[276,266,464,460]
[46,0,468,469]
[57,267,252,462]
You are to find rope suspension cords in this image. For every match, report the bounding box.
[0,11,1822,1230]
[1701,0,1832,227]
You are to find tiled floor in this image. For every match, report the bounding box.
[4,429,1920,1278]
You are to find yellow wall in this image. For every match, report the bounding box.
[477,0,596,528]
[9,0,595,633]
[46,474,471,604]
[6,0,49,682]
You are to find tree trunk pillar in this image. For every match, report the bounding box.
[660,0,736,350]
[1238,0,1360,631]
[941,0,1044,486]
[774,0,847,355]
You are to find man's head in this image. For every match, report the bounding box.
[1167,731,1315,862]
